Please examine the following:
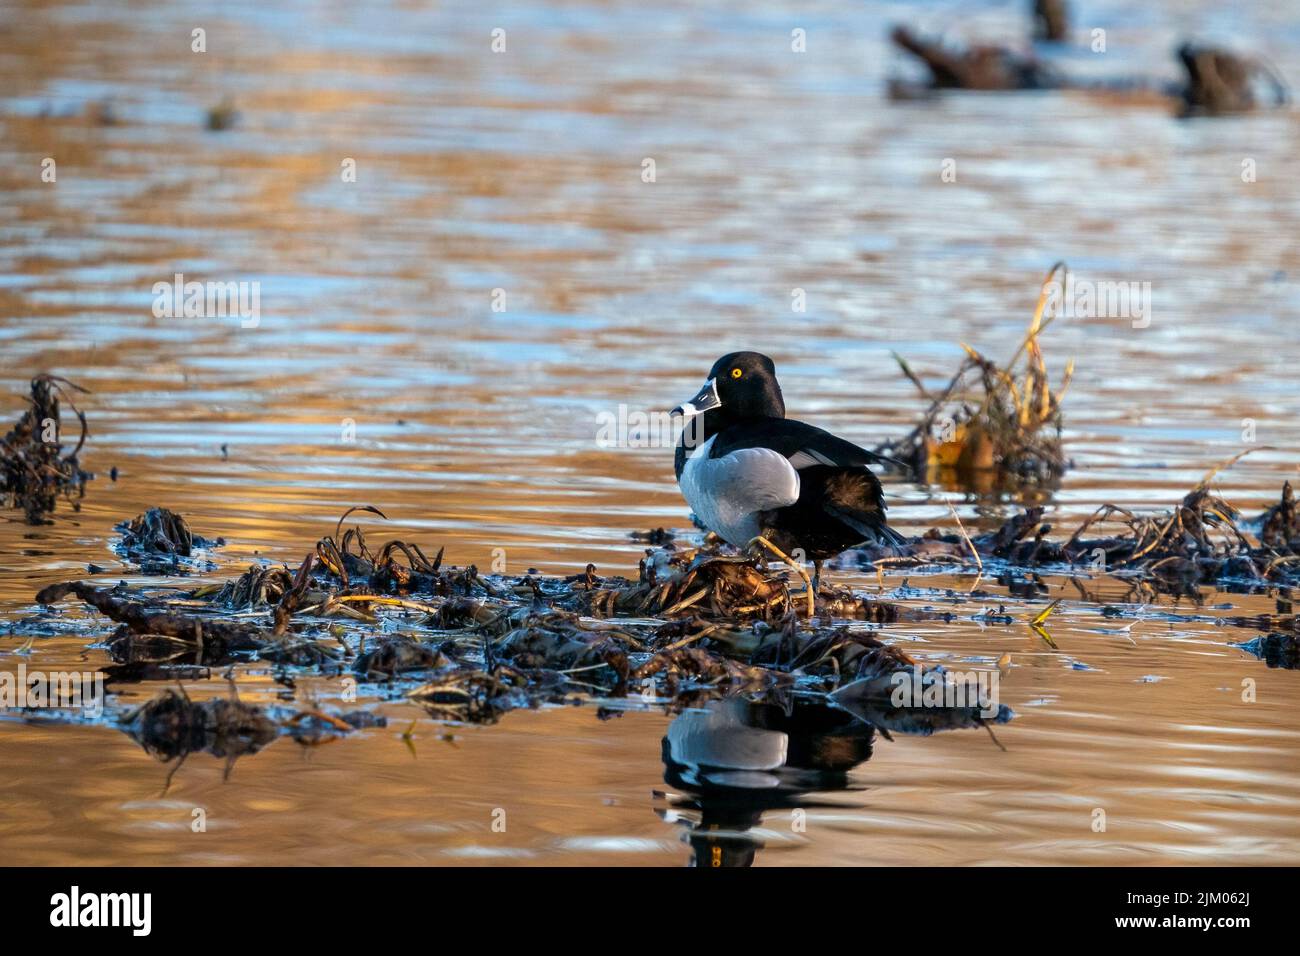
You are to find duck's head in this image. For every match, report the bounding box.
[672,351,786,425]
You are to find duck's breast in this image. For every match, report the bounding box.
[678,435,800,547]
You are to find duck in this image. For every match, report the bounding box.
[672,351,906,604]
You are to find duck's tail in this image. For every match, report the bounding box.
[873,522,910,549]
[825,502,910,550]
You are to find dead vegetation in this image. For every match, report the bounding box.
[574,549,798,621]
[858,462,1300,600]
[114,507,222,573]
[890,25,1061,91]
[1,375,92,523]
[1259,481,1300,551]
[117,508,209,557]
[1177,43,1289,116]
[33,506,1012,755]
[889,14,1289,117]
[121,682,384,791]
[1055,467,1296,591]
[26,442,1296,766]
[1235,633,1299,670]
[875,263,1072,491]
[124,687,278,767]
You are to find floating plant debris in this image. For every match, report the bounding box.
[629,527,675,545]
[32,505,1013,742]
[1177,43,1290,116]
[25,451,1300,781]
[124,687,278,767]
[210,564,295,610]
[1259,481,1300,551]
[1033,0,1069,43]
[1234,633,1299,670]
[0,375,92,523]
[205,99,238,131]
[114,507,223,573]
[890,14,1288,117]
[851,469,1300,599]
[890,26,1062,91]
[21,450,1300,798]
[119,684,373,791]
[117,508,206,557]
[39,579,267,656]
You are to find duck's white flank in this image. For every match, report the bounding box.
[678,434,800,548]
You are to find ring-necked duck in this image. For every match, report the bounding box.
[672,352,906,598]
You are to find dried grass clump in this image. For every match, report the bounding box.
[876,262,1073,491]
[577,548,798,621]
[921,453,1300,593]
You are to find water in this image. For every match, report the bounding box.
[1,0,1299,866]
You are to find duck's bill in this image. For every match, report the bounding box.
[672,378,721,417]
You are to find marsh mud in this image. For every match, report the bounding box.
[2,0,1299,866]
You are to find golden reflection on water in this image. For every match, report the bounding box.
[2,0,1299,865]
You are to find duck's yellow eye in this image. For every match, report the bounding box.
[731,368,742,379]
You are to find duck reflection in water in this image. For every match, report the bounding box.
[658,681,1012,867]
[657,696,877,868]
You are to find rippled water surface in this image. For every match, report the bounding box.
[2,0,1300,865]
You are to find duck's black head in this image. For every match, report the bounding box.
[673,351,786,426]
[671,352,785,477]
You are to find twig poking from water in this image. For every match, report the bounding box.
[1194,447,1270,493]
[1031,599,1062,627]
[944,495,983,576]
[981,721,1008,752]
